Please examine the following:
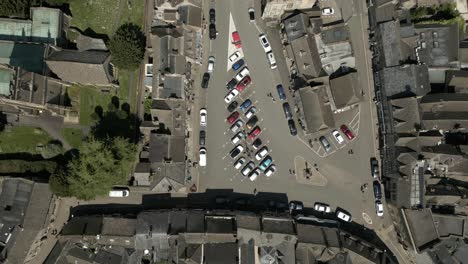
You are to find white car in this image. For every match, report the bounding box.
[224,89,240,103]
[259,34,272,53]
[255,146,268,161]
[332,129,344,144]
[109,189,130,197]
[230,120,244,133]
[249,168,260,181]
[314,202,331,213]
[241,161,255,176]
[234,157,246,170]
[321,7,334,15]
[245,106,256,119]
[199,108,207,126]
[376,200,384,217]
[235,67,250,81]
[199,147,207,167]
[229,51,241,62]
[336,209,352,222]
[207,56,215,73]
[231,131,245,144]
[266,51,277,69]
[264,164,276,177]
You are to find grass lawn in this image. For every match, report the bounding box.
[62,128,84,149]
[67,85,116,126]
[0,127,52,154]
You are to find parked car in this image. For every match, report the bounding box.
[199,147,207,167]
[230,145,244,159]
[227,111,240,124]
[252,138,262,149]
[229,51,241,62]
[245,106,256,119]
[266,51,277,69]
[226,78,238,90]
[288,119,297,136]
[246,116,258,130]
[209,24,217,39]
[201,72,210,88]
[289,201,304,213]
[230,120,244,133]
[199,130,206,146]
[370,158,380,179]
[264,164,276,177]
[321,7,334,15]
[241,161,255,176]
[373,181,382,200]
[109,188,130,197]
[231,131,245,144]
[248,126,261,140]
[332,129,344,144]
[232,31,242,48]
[209,8,216,24]
[319,136,331,152]
[207,56,215,73]
[224,89,239,103]
[199,108,207,126]
[340,124,355,140]
[248,168,260,181]
[336,209,352,222]
[234,157,246,170]
[236,75,251,91]
[255,146,268,161]
[232,59,245,71]
[375,200,384,217]
[235,67,250,81]
[239,99,252,112]
[259,34,272,53]
[248,7,255,22]
[227,101,238,112]
[282,103,292,119]
[276,84,286,100]
[259,156,273,171]
[314,202,331,213]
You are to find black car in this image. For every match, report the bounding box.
[209,8,216,24]
[252,138,262,149]
[248,7,255,22]
[199,130,206,146]
[282,102,292,119]
[246,115,258,130]
[201,72,210,88]
[288,119,297,136]
[209,24,217,39]
[226,78,237,90]
[227,101,238,112]
[373,181,382,200]
[276,84,286,100]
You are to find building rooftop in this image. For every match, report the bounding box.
[380,64,430,99]
[204,243,238,264]
[0,42,45,73]
[433,214,464,238]
[402,208,440,252]
[160,75,185,99]
[328,71,362,111]
[178,5,202,28]
[298,85,335,133]
[289,34,322,80]
[377,20,404,68]
[283,12,310,42]
[149,133,185,162]
[390,97,421,134]
[0,68,12,96]
[320,23,349,45]
[414,23,459,67]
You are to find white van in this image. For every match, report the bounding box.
[199,147,207,167]
[109,189,130,197]
[266,52,277,69]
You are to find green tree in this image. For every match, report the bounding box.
[41,141,64,159]
[0,0,31,18]
[108,23,145,70]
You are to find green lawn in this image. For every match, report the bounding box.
[0,127,52,154]
[117,69,137,103]
[68,85,116,126]
[61,128,84,149]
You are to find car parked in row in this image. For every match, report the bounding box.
[289,201,304,213]
[232,31,242,48]
[282,103,292,119]
[266,51,277,69]
[314,202,331,213]
[199,147,207,167]
[199,108,207,126]
[332,129,344,144]
[246,116,258,130]
[232,59,245,71]
[336,209,352,222]
[252,138,262,149]
[227,101,238,112]
[209,24,217,39]
[236,75,251,91]
[376,200,384,217]
[248,7,255,22]
[224,89,239,103]
[235,67,249,81]
[276,84,286,100]
[373,181,382,200]
[231,131,245,144]
[229,51,241,62]
[199,130,206,146]
[288,119,297,136]
[241,161,255,176]
[239,99,252,112]
[259,34,272,53]
[230,120,244,133]
[319,136,331,152]
[249,168,260,181]
[340,124,355,140]
[207,56,215,73]
[248,126,261,140]
[245,106,256,119]
[230,145,244,159]
[264,164,276,177]
[234,157,246,170]
[227,111,240,124]
[370,157,380,179]
[255,146,268,161]
[209,8,216,24]
[226,78,237,90]
[259,156,272,171]
[201,72,210,88]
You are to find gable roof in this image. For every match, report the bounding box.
[329,71,362,110]
[298,85,335,133]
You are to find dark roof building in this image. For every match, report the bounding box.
[379,64,430,99]
[289,34,322,81]
[150,27,185,75]
[297,85,335,133]
[178,5,202,29]
[328,71,362,112]
[283,12,310,42]
[420,93,468,131]
[402,208,440,253]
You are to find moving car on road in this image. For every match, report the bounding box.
[229,51,241,62]
[248,126,261,140]
[199,130,206,146]
[370,158,380,179]
[319,136,331,152]
[227,101,238,112]
[209,8,215,24]
[207,56,215,73]
[234,157,246,170]
[259,34,272,53]
[232,59,245,71]
[276,84,286,100]
[199,147,207,167]
[232,31,242,48]
[336,209,352,222]
[240,99,252,112]
[227,111,240,124]
[376,200,384,217]
[230,145,244,159]
[201,72,210,88]
[332,129,344,144]
[231,131,245,144]
[259,156,273,171]
[209,24,217,39]
[246,116,258,130]
[236,75,251,92]
[199,108,207,126]
[241,161,255,176]
[264,164,276,177]
[321,7,334,15]
[314,202,331,213]
[245,106,256,119]
[224,89,239,103]
[248,7,255,22]
[230,120,244,133]
[340,124,355,140]
[255,146,268,161]
[235,67,250,81]
[288,119,297,136]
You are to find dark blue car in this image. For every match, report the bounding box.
[232,59,245,71]
[276,84,286,100]
[240,99,252,112]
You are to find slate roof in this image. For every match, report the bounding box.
[320,24,349,45]
[283,12,310,42]
[378,20,403,68]
[390,97,421,133]
[290,34,322,80]
[433,214,464,238]
[445,70,468,88]
[298,85,335,133]
[178,5,202,28]
[402,208,440,252]
[379,64,430,99]
[329,72,362,110]
[414,23,459,67]
[204,243,238,264]
[161,75,185,99]
[149,133,185,162]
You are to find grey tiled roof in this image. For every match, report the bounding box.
[380,64,430,99]
[283,12,309,42]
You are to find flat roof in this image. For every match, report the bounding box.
[0,42,45,73]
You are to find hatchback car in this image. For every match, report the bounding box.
[241,161,255,176]
[199,108,207,126]
[252,138,262,149]
[282,103,292,119]
[199,130,206,146]
[259,34,272,53]
[246,115,258,130]
[373,181,382,200]
[207,56,215,73]
[264,164,276,177]
[230,120,244,133]
[340,124,355,140]
[248,7,255,22]
[227,101,238,112]
[288,119,297,136]
[109,188,130,197]
[229,51,241,62]
[224,89,239,103]
[248,168,260,181]
[314,202,331,213]
[240,99,252,112]
[276,84,286,100]
[231,131,245,144]
[321,7,335,15]
[319,136,331,152]
[199,147,207,167]
[370,158,380,179]
[332,129,344,144]
[209,24,217,39]
[248,126,261,140]
[236,75,251,92]
[230,145,244,159]
[232,59,245,71]
[245,106,256,119]
[209,8,216,24]
[235,67,250,81]
[255,146,268,161]
[259,156,273,171]
[232,31,242,48]
[266,51,277,69]
[376,200,384,217]
[201,72,210,88]
[227,111,239,124]
[226,78,238,90]
[234,157,246,170]
[336,209,352,222]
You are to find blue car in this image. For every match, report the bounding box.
[259,156,273,171]
[276,84,286,100]
[232,59,245,71]
[240,99,252,112]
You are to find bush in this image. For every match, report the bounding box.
[41,141,64,159]
[108,23,146,70]
[0,0,31,18]
[0,160,57,174]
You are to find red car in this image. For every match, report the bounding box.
[236,76,251,92]
[232,31,242,48]
[248,126,261,140]
[340,125,355,140]
[227,111,240,124]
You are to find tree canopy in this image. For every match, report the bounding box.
[0,0,31,18]
[108,23,146,70]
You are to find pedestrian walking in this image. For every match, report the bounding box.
[253,188,257,194]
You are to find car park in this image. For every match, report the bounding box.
[336,209,352,222]
[226,78,237,90]
[266,52,277,69]
[230,145,244,159]
[288,119,297,136]
[252,138,262,149]
[319,136,331,152]
[224,89,239,103]
[201,72,210,88]
[209,24,217,39]
[340,124,355,140]
[264,164,276,177]
[276,84,286,100]
[321,7,334,15]
[248,168,260,181]
[314,202,331,213]
[227,111,240,124]
[248,126,261,140]
[199,108,207,126]
[332,129,344,144]
[246,116,258,130]
[229,51,241,62]
[207,56,215,73]
[370,158,380,179]
[234,157,246,170]
[282,103,292,119]
[236,75,251,91]
[241,161,255,176]
[232,59,245,71]
[199,147,207,167]
[109,188,130,197]
[259,34,272,53]
[232,31,242,48]
[248,7,255,22]
[259,156,272,171]
[245,106,256,119]
[255,146,268,161]
[227,101,238,112]
[240,99,252,112]
[235,67,250,81]
[289,201,304,212]
[199,130,206,146]
[209,8,215,24]
[231,131,245,144]
[230,120,244,133]
[373,181,382,199]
